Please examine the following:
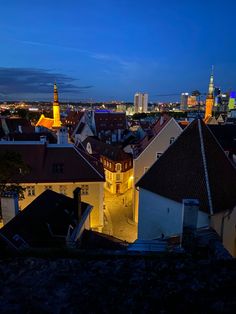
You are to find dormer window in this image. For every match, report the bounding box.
[116,163,121,172]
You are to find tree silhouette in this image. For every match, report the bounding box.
[0,151,29,199]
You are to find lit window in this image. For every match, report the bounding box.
[81,184,89,195]
[45,185,53,191]
[59,185,67,195]
[156,153,162,159]
[116,163,121,171]
[26,186,35,196]
[170,137,175,144]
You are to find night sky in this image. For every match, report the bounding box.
[0,0,236,102]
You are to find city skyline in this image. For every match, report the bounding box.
[1,0,236,102]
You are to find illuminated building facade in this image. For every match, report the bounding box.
[187,95,197,108]
[83,137,133,195]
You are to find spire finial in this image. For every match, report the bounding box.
[211,65,214,76]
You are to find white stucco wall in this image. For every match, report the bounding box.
[138,189,209,240]
[211,207,236,257]
[133,119,182,222]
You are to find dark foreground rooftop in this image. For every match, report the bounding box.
[0,254,235,313]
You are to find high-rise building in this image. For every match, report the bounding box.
[213,87,221,111]
[134,92,148,113]
[204,67,214,121]
[180,93,189,110]
[187,95,197,108]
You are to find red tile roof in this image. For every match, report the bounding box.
[132,115,172,157]
[95,112,127,132]
[0,142,105,183]
[0,117,34,134]
[36,115,54,129]
[137,119,236,214]
[65,111,84,125]
[82,136,132,163]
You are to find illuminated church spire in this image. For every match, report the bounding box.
[204,66,214,122]
[52,83,61,128]
[208,65,214,96]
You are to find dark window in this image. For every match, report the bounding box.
[52,163,64,173]
[170,137,175,144]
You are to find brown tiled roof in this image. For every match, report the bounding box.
[208,124,236,153]
[82,137,132,162]
[133,115,172,157]
[137,119,236,214]
[8,132,57,143]
[65,111,84,125]
[151,114,172,135]
[95,112,126,132]
[0,117,34,134]
[0,142,105,183]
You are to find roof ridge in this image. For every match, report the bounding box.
[207,123,236,170]
[198,119,213,215]
[134,117,176,160]
[73,145,104,180]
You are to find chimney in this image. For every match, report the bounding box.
[1,192,19,225]
[181,199,199,250]
[35,126,41,133]
[40,135,47,143]
[73,187,82,222]
[18,125,22,133]
[57,127,69,145]
[160,115,164,125]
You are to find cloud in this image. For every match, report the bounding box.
[0,67,93,99]
[16,39,91,55]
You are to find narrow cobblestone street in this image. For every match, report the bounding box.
[102,189,137,243]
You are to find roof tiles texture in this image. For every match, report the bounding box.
[95,112,126,132]
[0,143,105,183]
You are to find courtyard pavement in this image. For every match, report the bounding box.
[102,189,137,243]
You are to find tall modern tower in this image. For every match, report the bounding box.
[134,92,148,113]
[204,67,214,121]
[52,83,61,128]
[180,93,189,110]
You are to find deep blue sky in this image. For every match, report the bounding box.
[0,0,236,102]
